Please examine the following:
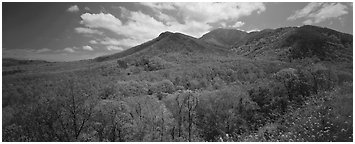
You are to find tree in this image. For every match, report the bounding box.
[92,100,131,142]
[124,95,174,141]
[163,91,199,141]
[185,91,199,141]
[149,79,175,94]
[196,86,258,141]
[56,78,97,141]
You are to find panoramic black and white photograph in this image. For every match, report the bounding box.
[2,2,353,142]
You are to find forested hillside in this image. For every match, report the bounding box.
[232,25,352,62]
[2,25,353,142]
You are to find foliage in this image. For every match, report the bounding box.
[2,45,352,142]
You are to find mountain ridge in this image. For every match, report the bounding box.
[199,28,247,48]
[94,31,229,62]
[231,25,353,62]
[95,25,352,63]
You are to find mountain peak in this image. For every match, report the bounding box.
[95,30,226,62]
[200,28,247,48]
[159,31,174,38]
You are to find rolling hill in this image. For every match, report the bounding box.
[3,58,49,67]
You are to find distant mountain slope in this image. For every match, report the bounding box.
[232,25,353,62]
[95,32,229,62]
[2,58,49,67]
[200,28,247,48]
[95,25,352,63]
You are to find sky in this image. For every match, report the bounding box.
[2,2,353,62]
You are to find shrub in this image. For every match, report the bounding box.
[133,57,175,71]
[308,64,338,93]
[126,66,144,75]
[99,85,116,99]
[277,85,352,142]
[335,70,352,85]
[211,77,225,89]
[273,68,314,104]
[116,81,149,97]
[117,60,128,69]
[248,79,289,120]
[149,79,175,94]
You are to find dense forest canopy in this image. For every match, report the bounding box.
[2,25,353,142]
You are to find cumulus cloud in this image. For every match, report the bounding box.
[75,27,103,35]
[107,45,124,51]
[118,6,131,18]
[232,21,245,28]
[287,2,349,24]
[141,2,265,23]
[140,2,176,10]
[63,47,75,53]
[82,45,94,51]
[100,37,140,47]
[80,12,168,48]
[311,3,348,23]
[80,13,122,32]
[287,3,322,20]
[67,5,80,12]
[78,3,265,50]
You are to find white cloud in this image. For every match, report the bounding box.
[303,19,313,25]
[232,21,245,28]
[156,11,177,23]
[75,27,103,35]
[311,3,348,23]
[140,2,176,10]
[83,45,94,51]
[107,45,124,51]
[100,37,121,45]
[35,48,51,53]
[78,3,265,49]
[118,6,130,18]
[79,11,210,45]
[84,7,90,11]
[80,13,122,32]
[63,47,75,53]
[142,2,265,24]
[220,22,227,28]
[247,29,260,33]
[89,40,98,44]
[287,3,323,20]
[67,5,80,12]
[100,37,140,47]
[288,2,349,24]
